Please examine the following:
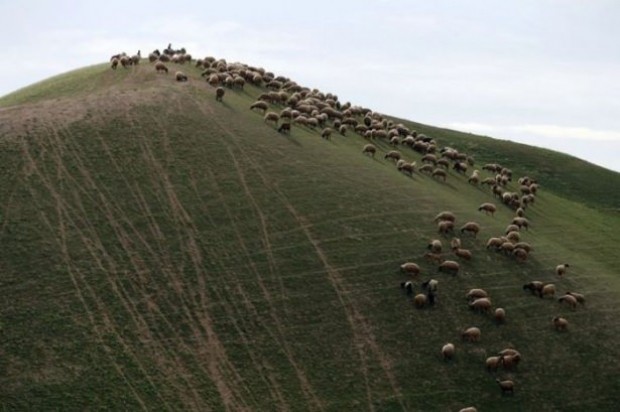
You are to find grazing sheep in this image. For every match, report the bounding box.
[555,263,570,277]
[398,161,416,176]
[514,242,533,253]
[501,353,521,370]
[505,224,520,234]
[539,283,556,299]
[427,239,443,253]
[215,87,225,102]
[558,294,578,310]
[495,308,506,324]
[438,260,460,275]
[449,239,461,252]
[437,158,450,169]
[339,125,347,136]
[362,144,377,157]
[421,278,438,292]
[512,248,528,262]
[453,248,472,261]
[155,62,169,73]
[553,316,568,331]
[453,161,468,174]
[400,281,414,295]
[466,289,488,300]
[442,343,455,360]
[422,154,437,165]
[175,71,188,82]
[400,262,421,276]
[516,207,526,217]
[478,202,497,216]
[506,231,521,243]
[277,123,291,134]
[512,217,530,230]
[486,237,505,250]
[499,242,515,255]
[432,168,447,181]
[250,101,269,113]
[566,291,585,305]
[321,127,332,140]
[384,150,401,162]
[434,211,456,223]
[468,170,480,185]
[496,378,514,395]
[418,164,434,174]
[498,348,521,358]
[264,112,280,126]
[469,297,492,313]
[460,221,481,237]
[486,356,502,372]
[438,220,455,235]
[414,293,427,308]
[462,327,481,342]
[424,252,443,265]
[523,281,544,295]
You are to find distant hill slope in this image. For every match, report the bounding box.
[0,61,619,411]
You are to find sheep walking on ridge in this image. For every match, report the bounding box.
[111,58,119,70]
[215,87,225,102]
[155,62,168,73]
[175,71,188,82]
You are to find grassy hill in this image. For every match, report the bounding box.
[0,61,619,411]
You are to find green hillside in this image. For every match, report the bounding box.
[0,60,619,411]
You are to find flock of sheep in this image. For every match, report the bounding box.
[108,45,585,410]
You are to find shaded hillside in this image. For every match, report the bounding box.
[0,60,619,411]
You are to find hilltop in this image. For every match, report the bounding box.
[0,56,619,411]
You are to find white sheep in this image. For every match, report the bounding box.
[438,260,460,275]
[432,168,447,181]
[512,248,528,262]
[462,326,481,342]
[442,343,455,360]
[506,231,520,243]
[486,237,505,250]
[321,127,332,140]
[553,316,568,331]
[469,297,492,313]
[250,101,269,113]
[460,221,481,237]
[478,202,497,216]
[424,252,443,265]
[434,211,456,223]
[555,263,570,277]
[362,144,377,157]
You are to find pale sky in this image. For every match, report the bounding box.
[1,0,619,172]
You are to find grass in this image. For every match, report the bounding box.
[0,61,619,411]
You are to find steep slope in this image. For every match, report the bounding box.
[0,62,619,411]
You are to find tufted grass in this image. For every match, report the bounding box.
[0,61,619,411]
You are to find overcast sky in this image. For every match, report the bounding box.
[1,0,619,172]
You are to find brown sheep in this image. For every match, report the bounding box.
[437,220,455,235]
[424,252,443,264]
[486,237,505,250]
[513,248,528,262]
[512,217,530,230]
[553,316,568,331]
[400,262,421,276]
[501,353,521,371]
[466,288,488,300]
[453,248,472,261]
[110,58,119,70]
[523,281,543,295]
[469,298,492,313]
[478,202,497,216]
[438,260,460,275]
[539,283,556,299]
[277,123,291,134]
[321,127,333,140]
[175,71,188,82]
[414,293,427,308]
[434,211,456,223]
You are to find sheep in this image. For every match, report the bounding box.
[539,283,556,299]
[110,58,119,70]
[499,242,515,255]
[400,262,421,276]
[453,161,468,174]
[500,353,521,370]
[496,378,514,395]
[442,343,455,360]
[566,291,585,305]
[453,248,472,261]
[523,281,543,295]
[555,263,570,277]
[384,150,401,162]
[155,62,169,73]
[427,239,443,253]
[438,260,460,275]
[434,211,456,223]
[459,408,478,412]
[512,217,530,230]
[505,224,520,234]
[486,237,505,250]
[558,294,578,310]
[478,202,497,216]
[321,127,332,140]
[450,237,461,250]
[414,293,427,308]
[250,101,269,113]
[339,125,347,136]
[175,71,188,82]
[277,123,291,134]
[469,297,492,313]
[400,281,414,296]
[398,161,416,176]
[506,231,521,243]
[215,87,225,102]
[264,112,280,126]
[421,278,438,292]
[418,164,434,174]
[494,307,506,324]
[120,55,131,68]
[424,252,443,265]
[131,50,141,65]
[437,220,455,235]
[486,356,502,372]
[460,221,480,237]
[514,242,533,253]
[468,170,480,185]
[553,316,569,331]
[498,348,521,358]
[432,168,447,181]
[462,327,481,342]
[362,144,377,157]
[466,289,488,301]
[512,248,528,262]
[421,154,437,165]
[516,207,526,217]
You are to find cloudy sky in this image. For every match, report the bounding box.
[1,0,619,171]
